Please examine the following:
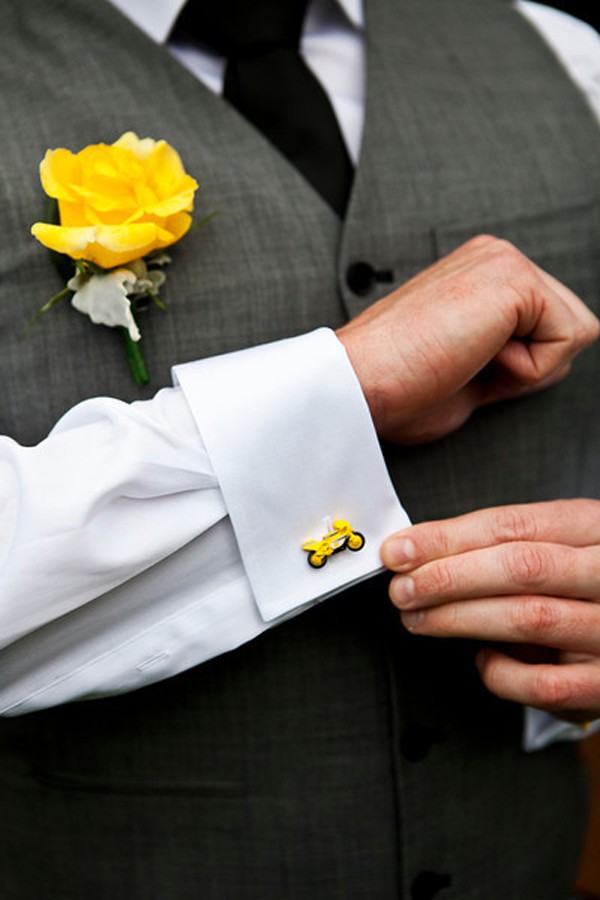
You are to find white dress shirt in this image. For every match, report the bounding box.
[1,0,599,753]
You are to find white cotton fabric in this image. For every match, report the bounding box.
[174,329,407,621]
[0,330,409,714]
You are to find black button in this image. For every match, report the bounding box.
[410,870,452,900]
[346,261,376,295]
[400,726,445,762]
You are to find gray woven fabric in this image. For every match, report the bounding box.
[0,0,599,897]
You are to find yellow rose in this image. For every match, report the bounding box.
[31,132,198,269]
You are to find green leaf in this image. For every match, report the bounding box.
[25,285,71,334]
[189,209,224,232]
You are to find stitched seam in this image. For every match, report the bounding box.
[1,573,252,713]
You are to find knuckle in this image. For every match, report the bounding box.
[489,505,538,544]
[465,233,496,250]
[504,541,548,587]
[524,373,545,390]
[467,235,531,294]
[573,309,600,347]
[412,523,452,563]
[511,597,558,640]
[570,321,593,351]
[467,233,512,254]
[486,236,525,269]
[531,668,584,711]
[444,602,463,631]
[468,234,525,272]
[432,526,452,559]
[422,559,456,597]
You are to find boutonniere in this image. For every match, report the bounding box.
[30,131,200,385]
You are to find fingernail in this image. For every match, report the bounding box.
[402,610,424,631]
[391,575,415,606]
[383,536,416,569]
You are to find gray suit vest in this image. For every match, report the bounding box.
[0,0,598,897]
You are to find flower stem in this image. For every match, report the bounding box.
[120,328,150,385]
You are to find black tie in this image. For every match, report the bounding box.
[173,0,354,216]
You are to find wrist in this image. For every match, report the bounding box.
[336,324,388,436]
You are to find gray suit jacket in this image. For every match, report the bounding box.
[0,1,599,898]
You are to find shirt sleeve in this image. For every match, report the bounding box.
[0,328,409,715]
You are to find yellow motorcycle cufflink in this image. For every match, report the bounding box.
[302,519,365,569]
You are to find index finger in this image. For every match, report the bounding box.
[380,499,600,572]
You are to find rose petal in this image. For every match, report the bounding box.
[34,133,198,267]
[31,222,97,256]
[163,212,193,243]
[39,149,80,202]
[93,223,160,253]
[147,141,186,186]
[146,176,199,217]
[113,132,158,161]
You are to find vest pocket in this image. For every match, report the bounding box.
[433,199,600,315]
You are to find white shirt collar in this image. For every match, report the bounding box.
[107,0,364,44]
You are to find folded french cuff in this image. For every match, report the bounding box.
[524,707,600,751]
[173,328,410,623]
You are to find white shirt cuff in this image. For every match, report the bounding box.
[174,328,410,622]
[524,706,600,751]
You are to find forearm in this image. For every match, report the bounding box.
[0,385,221,646]
[0,329,408,713]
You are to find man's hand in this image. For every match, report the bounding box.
[381,499,600,723]
[337,235,599,443]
